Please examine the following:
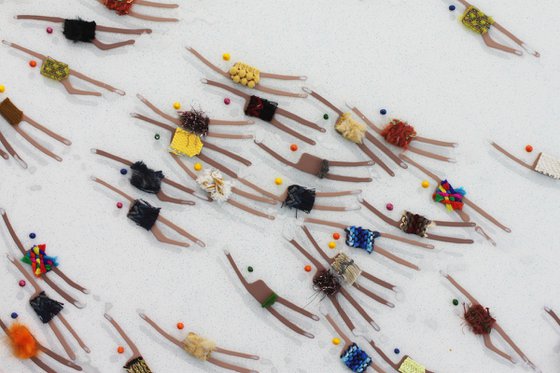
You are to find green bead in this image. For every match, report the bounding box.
[453,299,459,306]
[323,114,329,120]
[154,134,160,140]
[247,266,253,273]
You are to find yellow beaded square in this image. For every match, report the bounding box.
[229,62,260,89]
[40,57,70,81]
[169,127,203,157]
[398,357,426,373]
[461,6,494,35]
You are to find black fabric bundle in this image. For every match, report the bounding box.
[317,159,330,179]
[29,291,64,323]
[179,110,209,136]
[245,95,277,122]
[63,19,96,42]
[282,185,316,214]
[130,161,165,194]
[127,199,161,231]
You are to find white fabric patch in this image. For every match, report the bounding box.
[534,153,560,179]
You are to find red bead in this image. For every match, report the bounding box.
[525,145,533,153]
[46,27,53,34]
[386,203,394,211]
[29,60,37,68]
[117,346,124,354]
[224,98,231,105]
[290,144,298,152]
[304,265,312,272]
[116,202,123,209]
[332,232,340,240]
[177,322,184,330]
[18,280,26,287]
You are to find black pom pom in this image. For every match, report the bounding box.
[313,270,341,296]
[127,199,160,231]
[130,161,164,194]
[282,185,316,214]
[63,19,96,43]
[29,291,64,323]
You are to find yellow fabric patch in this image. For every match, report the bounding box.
[229,62,260,89]
[335,112,366,144]
[182,332,216,361]
[169,127,203,157]
[461,6,494,35]
[398,357,426,373]
[40,57,70,81]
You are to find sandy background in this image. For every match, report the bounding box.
[0,0,559,372]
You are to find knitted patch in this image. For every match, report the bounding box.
[105,0,135,15]
[331,253,361,286]
[433,179,466,211]
[335,112,366,144]
[21,244,58,277]
[282,185,316,213]
[169,127,204,157]
[124,356,152,373]
[0,98,24,125]
[399,211,433,237]
[345,226,380,254]
[340,343,372,373]
[398,357,426,373]
[461,6,494,34]
[245,95,277,122]
[127,199,160,231]
[534,153,560,179]
[381,119,416,148]
[183,332,216,361]
[63,19,96,42]
[229,62,260,88]
[130,161,164,194]
[196,169,232,202]
[29,291,64,324]
[40,57,70,81]
[261,292,277,308]
[313,270,341,296]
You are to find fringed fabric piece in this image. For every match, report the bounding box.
[335,112,366,144]
[461,6,494,34]
[433,179,466,211]
[282,185,316,214]
[331,253,361,286]
[179,110,209,136]
[21,244,58,277]
[0,98,24,126]
[340,343,372,373]
[381,119,416,148]
[104,0,135,15]
[127,199,160,231]
[317,159,330,179]
[230,62,260,88]
[345,226,380,254]
[63,19,96,42]
[464,304,496,335]
[196,169,232,202]
[245,95,277,122]
[398,357,426,373]
[40,57,70,81]
[7,323,39,360]
[29,291,64,324]
[124,356,153,373]
[261,292,278,308]
[313,270,341,296]
[399,211,433,238]
[183,332,216,361]
[534,153,560,179]
[169,127,204,157]
[130,161,165,194]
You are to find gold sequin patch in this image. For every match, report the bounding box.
[461,6,494,35]
[40,57,70,81]
[398,357,426,373]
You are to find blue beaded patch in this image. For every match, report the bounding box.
[345,226,380,254]
[340,343,372,372]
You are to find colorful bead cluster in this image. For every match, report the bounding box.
[21,244,58,277]
[433,179,466,211]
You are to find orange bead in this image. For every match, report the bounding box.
[117,346,124,354]
[290,144,298,152]
[332,232,340,240]
[29,60,37,68]
[304,265,312,272]
[525,145,533,153]
[177,322,184,330]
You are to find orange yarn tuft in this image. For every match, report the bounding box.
[7,323,39,359]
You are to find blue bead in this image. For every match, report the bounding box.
[380,109,387,115]
[449,5,456,11]
[394,348,400,354]
[120,168,128,175]
[11,312,18,319]
[29,233,36,239]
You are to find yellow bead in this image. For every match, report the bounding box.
[232,75,240,83]
[247,81,256,89]
[332,338,341,345]
[173,102,181,110]
[241,78,248,86]
[229,67,237,75]
[274,177,283,185]
[194,163,202,171]
[246,72,254,80]
[0,85,5,93]
[222,53,230,61]
[328,241,336,249]
[238,70,246,78]
[421,180,430,188]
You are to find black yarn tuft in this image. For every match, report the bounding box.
[130,161,165,194]
[282,185,316,214]
[29,291,64,323]
[63,19,96,42]
[127,199,160,231]
[179,109,210,136]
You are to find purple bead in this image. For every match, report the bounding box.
[47,27,53,34]
[224,98,231,105]
[386,203,394,211]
